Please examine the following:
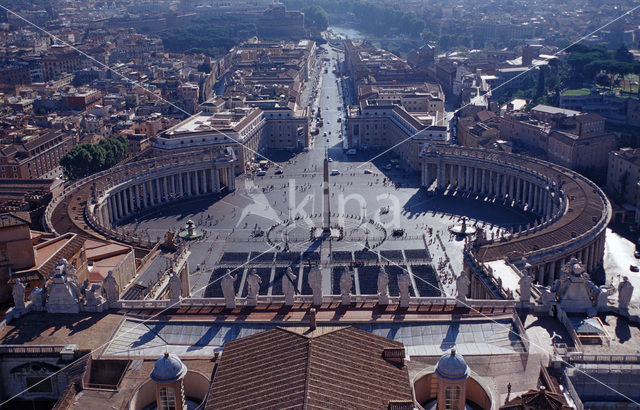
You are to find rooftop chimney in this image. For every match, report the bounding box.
[382,348,405,365]
[388,400,414,410]
[309,308,317,330]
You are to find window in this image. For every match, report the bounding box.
[444,385,461,410]
[159,386,177,410]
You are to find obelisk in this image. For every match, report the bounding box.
[323,149,331,232]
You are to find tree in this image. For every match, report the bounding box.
[615,44,634,63]
[60,137,129,180]
[197,62,212,73]
[304,5,329,31]
[536,67,546,98]
[595,72,610,87]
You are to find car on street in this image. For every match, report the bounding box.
[328,158,333,162]
[631,265,640,272]
[635,251,640,258]
[275,169,283,175]
[385,164,392,170]
[331,169,340,176]
[364,169,372,174]
[256,170,266,176]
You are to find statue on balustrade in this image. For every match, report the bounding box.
[618,276,634,311]
[340,270,353,305]
[12,280,25,310]
[308,266,323,306]
[282,267,297,306]
[168,271,182,302]
[456,271,470,302]
[398,272,412,308]
[246,269,262,306]
[377,270,390,305]
[518,273,532,302]
[221,270,237,309]
[46,259,82,314]
[84,283,105,308]
[29,286,45,310]
[102,270,119,304]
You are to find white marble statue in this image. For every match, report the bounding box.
[308,266,323,306]
[221,270,237,309]
[618,276,634,310]
[340,270,353,305]
[102,270,119,304]
[46,269,81,314]
[377,270,390,305]
[398,272,412,308]
[518,273,532,302]
[246,269,262,306]
[168,271,182,302]
[456,272,470,302]
[28,286,45,310]
[282,267,297,306]
[84,284,105,307]
[12,280,25,310]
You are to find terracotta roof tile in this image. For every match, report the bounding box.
[205,326,412,410]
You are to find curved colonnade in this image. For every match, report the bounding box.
[45,150,235,241]
[420,144,611,286]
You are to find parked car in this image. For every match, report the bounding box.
[364,169,372,174]
[631,265,639,272]
[275,169,283,175]
[256,170,266,176]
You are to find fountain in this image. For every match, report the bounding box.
[179,219,204,240]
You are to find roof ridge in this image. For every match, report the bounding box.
[302,338,312,410]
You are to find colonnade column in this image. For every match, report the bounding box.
[202,169,208,193]
[128,187,134,214]
[509,175,515,201]
[481,169,486,195]
[108,196,115,224]
[187,172,193,196]
[153,178,162,204]
[115,192,122,220]
[465,166,471,191]
[142,182,149,208]
[214,167,220,191]
[502,173,508,200]
[528,182,534,210]
[163,176,168,202]
[473,168,479,193]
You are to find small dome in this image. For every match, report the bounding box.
[150,353,187,383]
[435,348,470,381]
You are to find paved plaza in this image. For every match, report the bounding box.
[119,44,535,299]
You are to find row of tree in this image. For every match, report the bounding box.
[567,44,640,87]
[286,0,425,37]
[60,136,128,180]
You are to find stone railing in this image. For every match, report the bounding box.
[565,353,640,364]
[0,345,69,354]
[112,296,516,311]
